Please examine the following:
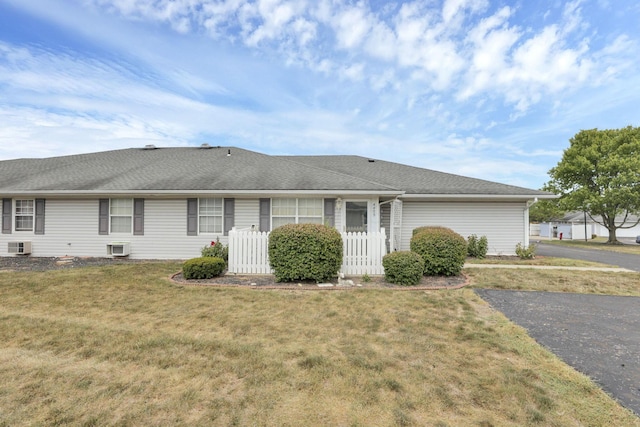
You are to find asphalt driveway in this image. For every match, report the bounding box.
[475,289,640,416]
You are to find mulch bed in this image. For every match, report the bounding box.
[170,271,469,290]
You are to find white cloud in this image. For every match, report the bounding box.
[243,0,304,46]
[340,63,365,81]
[77,0,632,116]
[1,0,638,189]
[364,21,397,61]
[442,0,488,24]
[332,4,372,50]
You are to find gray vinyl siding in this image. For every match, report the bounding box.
[0,199,229,259]
[400,201,526,255]
[0,197,526,258]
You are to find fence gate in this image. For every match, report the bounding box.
[228,227,387,276]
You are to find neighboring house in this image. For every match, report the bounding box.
[0,145,553,259]
[541,212,640,240]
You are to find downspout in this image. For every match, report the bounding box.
[524,198,539,247]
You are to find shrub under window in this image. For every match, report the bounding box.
[268,223,342,283]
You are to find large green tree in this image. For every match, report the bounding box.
[547,126,640,244]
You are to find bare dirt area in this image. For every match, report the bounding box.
[0,256,161,272]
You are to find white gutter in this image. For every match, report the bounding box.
[400,193,557,200]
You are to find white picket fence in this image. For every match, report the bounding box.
[228,228,387,275]
[341,229,387,275]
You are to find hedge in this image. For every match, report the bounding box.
[268,223,343,282]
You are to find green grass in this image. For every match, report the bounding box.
[0,263,638,426]
[465,256,616,268]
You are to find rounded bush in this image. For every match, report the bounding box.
[410,226,467,276]
[412,226,452,237]
[183,257,226,279]
[268,223,343,282]
[382,251,425,286]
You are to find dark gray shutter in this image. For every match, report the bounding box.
[187,198,198,236]
[223,198,235,236]
[133,198,144,235]
[324,198,336,227]
[99,199,109,235]
[34,199,45,235]
[2,199,11,234]
[259,198,270,232]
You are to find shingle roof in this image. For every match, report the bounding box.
[284,155,551,196]
[0,146,550,198]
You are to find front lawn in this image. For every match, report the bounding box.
[0,263,637,426]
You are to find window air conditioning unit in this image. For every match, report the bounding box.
[8,241,32,255]
[107,242,130,257]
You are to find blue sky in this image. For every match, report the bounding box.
[0,0,638,190]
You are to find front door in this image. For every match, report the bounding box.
[345,201,368,232]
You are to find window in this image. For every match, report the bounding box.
[110,199,133,233]
[15,199,34,231]
[345,201,368,232]
[272,198,323,228]
[199,198,223,233]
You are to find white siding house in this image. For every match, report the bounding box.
[400,201,528,255]
[0,146,553,259]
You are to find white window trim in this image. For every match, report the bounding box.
[271,198,324,229]
[341,199,374,233]
[110,198,133,234]
[198,198,224,234]
[14,199,35,232]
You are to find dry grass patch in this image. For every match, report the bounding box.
[467,268,640,296]
[466,256,615,268]
[0,263,637,426]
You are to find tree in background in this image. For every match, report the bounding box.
[547,126,640,244]
[528,184,564,223]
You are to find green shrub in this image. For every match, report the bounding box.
[268,223,343,282]
[515,243,536,259]
[382,251,425,286]
[467,234,489,259]
[183,257,226,279]
[410,226,467,276]
[201,237,228,263]
[412,226,451,237]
